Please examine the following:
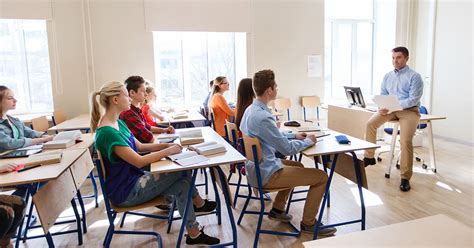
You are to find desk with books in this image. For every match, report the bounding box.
[151,126,246,247]
[0,148,93,247]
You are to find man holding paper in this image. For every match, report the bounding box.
[364,46,423,192]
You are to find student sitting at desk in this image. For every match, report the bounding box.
[239,69,336,235]
[209,76,235,136]
[119,76,175,144]
[363,47,423,192]
[91,81,220,245]
[0,86,54,153]
[141,83,165,126]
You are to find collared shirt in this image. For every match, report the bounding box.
[119,104,154,143]
[381,66,424,109]
[0,115,43,152]
[239,99,314,186]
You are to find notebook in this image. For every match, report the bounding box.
[43,130,82,149]
[167,151,209,166]
[0,148,42,159]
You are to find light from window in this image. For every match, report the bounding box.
[0,19,53,114]
[153,31,247,108]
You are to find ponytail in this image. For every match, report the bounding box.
[90,91,101,133]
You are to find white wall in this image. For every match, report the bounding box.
[431,0,473,144]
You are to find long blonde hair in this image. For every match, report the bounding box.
[0,86,9,116]
[90,81,124,132]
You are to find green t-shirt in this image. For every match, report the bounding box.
[9,120,20,139]
[94,119,144,205]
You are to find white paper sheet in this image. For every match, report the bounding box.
[372,95,403,113]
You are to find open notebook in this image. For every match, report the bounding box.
[167,151,209,166]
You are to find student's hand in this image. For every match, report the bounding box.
[41,135,54,142]
[167,144,182,155]
[166,126,175,134]
[295,133,307,140]
[307,134,317,143]
[378,108,389,116]
[0,163,18,173]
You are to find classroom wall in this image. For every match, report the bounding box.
[430,0,473,144]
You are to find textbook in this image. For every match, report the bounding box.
[188,141,227,156]
[172,112,188,119]
[167,151,209,166]
[177,129,205,145]
[23,150,63,169]
[43,130,82,149]
[155,133,179,143]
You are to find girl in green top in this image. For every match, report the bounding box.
[91,81,219,246]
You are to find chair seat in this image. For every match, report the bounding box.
[112,196,167,213]
[383,127,400,135]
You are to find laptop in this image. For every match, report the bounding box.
[0,148,42,159]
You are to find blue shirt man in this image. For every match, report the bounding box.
[381,66,423,109]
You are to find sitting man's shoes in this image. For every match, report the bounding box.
[185,227,220,246]
[363,157,377,167]
[194,199,217,214]
[268,208,293,222]
[300,222,337,236]
[400,179,411,192]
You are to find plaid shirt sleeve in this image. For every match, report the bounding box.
[119,110,154,143]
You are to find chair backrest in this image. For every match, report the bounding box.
[209,109,216,131]
[241,133,262,163]
[31,116,49,132]
[95,151,114,215]
[301,96,320,108]
[225,120,239,146]
[52,110,66,125]
[418,106,428,129]
[274,98,291,120]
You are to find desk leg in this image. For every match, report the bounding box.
[176,170,198,248]
[216,167,238,248]
[313,154,339,240]
[385,123,399,178]
[426,121,437,173]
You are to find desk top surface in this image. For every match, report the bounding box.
[48,114,91,131]
[329,104,446,121]
[150,127,246,174]
[303,214,473,247]
[0,148,88,187]
[302,130,379,156]
[156,111,206,125]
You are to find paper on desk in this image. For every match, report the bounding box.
[372,95,402,113]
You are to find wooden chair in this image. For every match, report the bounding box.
[30,116,49,132]
[95,151,173,248]
[274,97,292,121]
[301,95,321,126]
[52,110,66,125]
[237,133,300,248]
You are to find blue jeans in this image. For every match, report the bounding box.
[118,171,199,229]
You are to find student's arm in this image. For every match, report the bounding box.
[0,132,52,150]
[113,144,182,168]
[134,137,177,153]
[255,116,314,156]
[0,162,17,173]
[150,125,175,134]
[23,124,44,138]
[400,73,423,109]
[216,95,235,116]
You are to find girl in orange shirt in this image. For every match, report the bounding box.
[209,76,234,136]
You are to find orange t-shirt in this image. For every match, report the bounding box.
[141,104,157,126]
[209,94,235,136]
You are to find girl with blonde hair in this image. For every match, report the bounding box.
[91,82,219,245]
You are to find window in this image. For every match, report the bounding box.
[324,0,396,102]
[0,19,53,114]
[153,32,247,107]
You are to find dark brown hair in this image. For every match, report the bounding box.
[235,78,255,128]
[253,69,276,96]
[392,46,409,57]
[124,75,145,94]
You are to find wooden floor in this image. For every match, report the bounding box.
[17,136,474,247]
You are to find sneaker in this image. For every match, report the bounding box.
[194,199,217,214]
[268,208,293,222]
[363,157,377,167]
[300,222,337,236]
[185,227,220,246]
